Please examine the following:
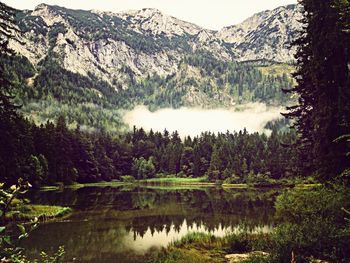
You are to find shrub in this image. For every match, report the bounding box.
[271,186,350,262]
[245,172,271,184]
[172,232,215,247]
[226,233,251,253]
[223,175,241,184]
[154,173,167,178]
[120,175,135,182]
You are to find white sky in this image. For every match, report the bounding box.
[2,0,297,30]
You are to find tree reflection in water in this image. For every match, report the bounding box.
[22,186,278,263]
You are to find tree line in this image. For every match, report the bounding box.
[0,113,297,186]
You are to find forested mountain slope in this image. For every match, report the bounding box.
[1,2,300,131]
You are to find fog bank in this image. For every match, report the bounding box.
[123,103,283,138]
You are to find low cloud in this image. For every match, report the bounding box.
[123,103,283,138]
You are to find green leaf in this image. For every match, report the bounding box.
[3,236,12,245]
[0,226,5,233]
[17,224,26,234]
[19,233,29,240]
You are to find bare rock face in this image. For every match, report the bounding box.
[217,4,303,62]
[9,3,301,87]
[115,8,204,37]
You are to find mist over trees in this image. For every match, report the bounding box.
[1,0,349,187]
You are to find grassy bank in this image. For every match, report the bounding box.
[39,176,320,191]
[150,186,350,263]
[149,232,269,263]
[67,180,127,189]
[6,204,71,221]
[40,180,127,191]
[138,176,215,186]
[40,177,215,190]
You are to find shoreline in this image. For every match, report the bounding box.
[39,177,320,192]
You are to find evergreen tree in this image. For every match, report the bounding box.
[26,155,44,187]
[283,0,350,183]
[180,146,194,176]
[72,126,100,183]
[207,145,223,181]
[95,139,115,181]
[54,116,76,184]
[38,154,49,183]
[132,157,155,179]
[267,128,283,179]
[0,2,23,184]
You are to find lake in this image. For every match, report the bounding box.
[22,186,279,263]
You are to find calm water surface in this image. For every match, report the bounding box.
[22,186,279,262]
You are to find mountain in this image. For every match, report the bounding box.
[10,4,301,81]
[1,2,300,131]
[218,5,302,62]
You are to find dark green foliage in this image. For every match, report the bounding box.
[35,58,114,105]
[183,52,293,105]
[226,233,252,253]
[0,113,297,186]
[272,187,350,262]
[3,50,294,133]
[119,53,294,110]
[0,2,35,187]
[48,22,67,47]
[271,187,350,262]
[180,147,194,176]
[0,2,20,121]
[0,179,67,262]
[284,0,350,183]
[206,145,223,181]
[0,179,39,261]
[132,157,156,179]
[2,55,127,132]
[25,155,45,187]
[15,13,48,37]
[150,231,272,263]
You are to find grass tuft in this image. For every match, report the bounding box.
[7,205,72,221]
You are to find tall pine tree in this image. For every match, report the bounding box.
[284,0,350,183]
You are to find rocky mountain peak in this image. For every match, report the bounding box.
[33,3,50,10]
[217,4,302,62]
[117,7,203,37]
[136,8,163,16]
[31,3,67,26]
[9,3,302,89]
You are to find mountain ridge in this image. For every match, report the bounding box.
[7,3,301,91]
[1,1,299,131]
[11,3,302,64]
[30,3,298,32]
